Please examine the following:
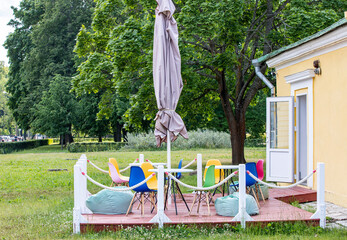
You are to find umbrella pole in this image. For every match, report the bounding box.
[167,130,172,204]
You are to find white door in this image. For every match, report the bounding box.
[266,97,294,182]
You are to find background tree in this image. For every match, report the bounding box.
[31,75,79,148]
[0,62,16,135]
[77,92,110,142]
[73,0,136,141]
[5,0,95,142]
[4,0,45,135]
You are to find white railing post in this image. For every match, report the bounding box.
[232,164,253,228]
[311,162,326,228]
[197,154,202,188]
[73,162,82,234]
[139,154,144,164]
[73,155,90,234]
[79,155,91,214]
[149,165,171,227]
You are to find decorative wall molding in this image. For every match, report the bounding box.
[285,69,315,84]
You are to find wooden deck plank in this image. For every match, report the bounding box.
[80,187,318,232]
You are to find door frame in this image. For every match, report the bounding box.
[296,93,308,185]
[285,69,314,188]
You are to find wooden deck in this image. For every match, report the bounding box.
[80,186,318,232]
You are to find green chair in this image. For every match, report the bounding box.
[189,165,215,215]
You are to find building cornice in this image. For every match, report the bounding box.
[266,26,347,70]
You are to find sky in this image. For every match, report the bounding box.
[0,0,22,66]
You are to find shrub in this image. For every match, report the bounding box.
[67,142,127,153]
[123,130,232,151]
[0,139,50,154]
[70,137,114,143]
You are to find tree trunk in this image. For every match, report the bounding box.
[64,133,73,144]
[217,72,247,165]
[122,129,128,142]
[113,122,122,142]
[230,111,247,165]
[60,134,64,150]
[98,135,102,142]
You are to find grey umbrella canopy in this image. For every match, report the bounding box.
[153,0,188,147]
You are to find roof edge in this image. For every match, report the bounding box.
[254,17,347,64]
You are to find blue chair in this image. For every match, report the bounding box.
[245,162,260,208]
[229,162,260,208]
[126,166,157,216]
[176,159,183,179]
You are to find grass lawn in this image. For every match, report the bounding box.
[0,144,346,239]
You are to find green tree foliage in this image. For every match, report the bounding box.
[77,92,110,143]
[4,0,45,131]
[4,0,95,141]
[0,62,16,135]
[74,0,345,164]
[31,75,79,148]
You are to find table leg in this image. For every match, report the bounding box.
[164,177,169,210]
[230,169,238,192]
[172,178,178,215]
[176,182,190,211]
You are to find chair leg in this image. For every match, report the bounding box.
[141,193,145,215]
[206,192,210,215]
[251,187,260,209]
[189,193,198,216]
[150,192,157,212]
[257,184,265,201]
[197,192,202,213]
[164,184,169,210]
[126,193,137,216]
[254,184,259,198]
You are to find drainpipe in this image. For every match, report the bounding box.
[252,59,275,96]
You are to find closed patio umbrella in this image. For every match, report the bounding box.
[153,0,188,165]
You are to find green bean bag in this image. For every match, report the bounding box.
[215,192,259,217]
[86,187,134,215]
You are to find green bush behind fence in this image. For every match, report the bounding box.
[67,142,127,153]
[0,139,50,154]
[123,130,265,151]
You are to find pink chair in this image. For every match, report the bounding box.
[256,159,264,181]
[108,163,129,186]
[255,159,265,201]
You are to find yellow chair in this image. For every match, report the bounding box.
[133,162,158,214]
[203,159,224,184]
[140,162,158,191]
[109,158,130,183]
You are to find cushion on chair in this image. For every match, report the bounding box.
[86,187,134,214]
[215,192,259,217]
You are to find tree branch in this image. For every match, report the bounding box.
[182,39,211,52]
[192,88,217,101]
[196,70,217,79]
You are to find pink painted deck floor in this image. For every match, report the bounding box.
[81,186,318,232]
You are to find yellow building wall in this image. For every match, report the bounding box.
[275,46,347,207]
